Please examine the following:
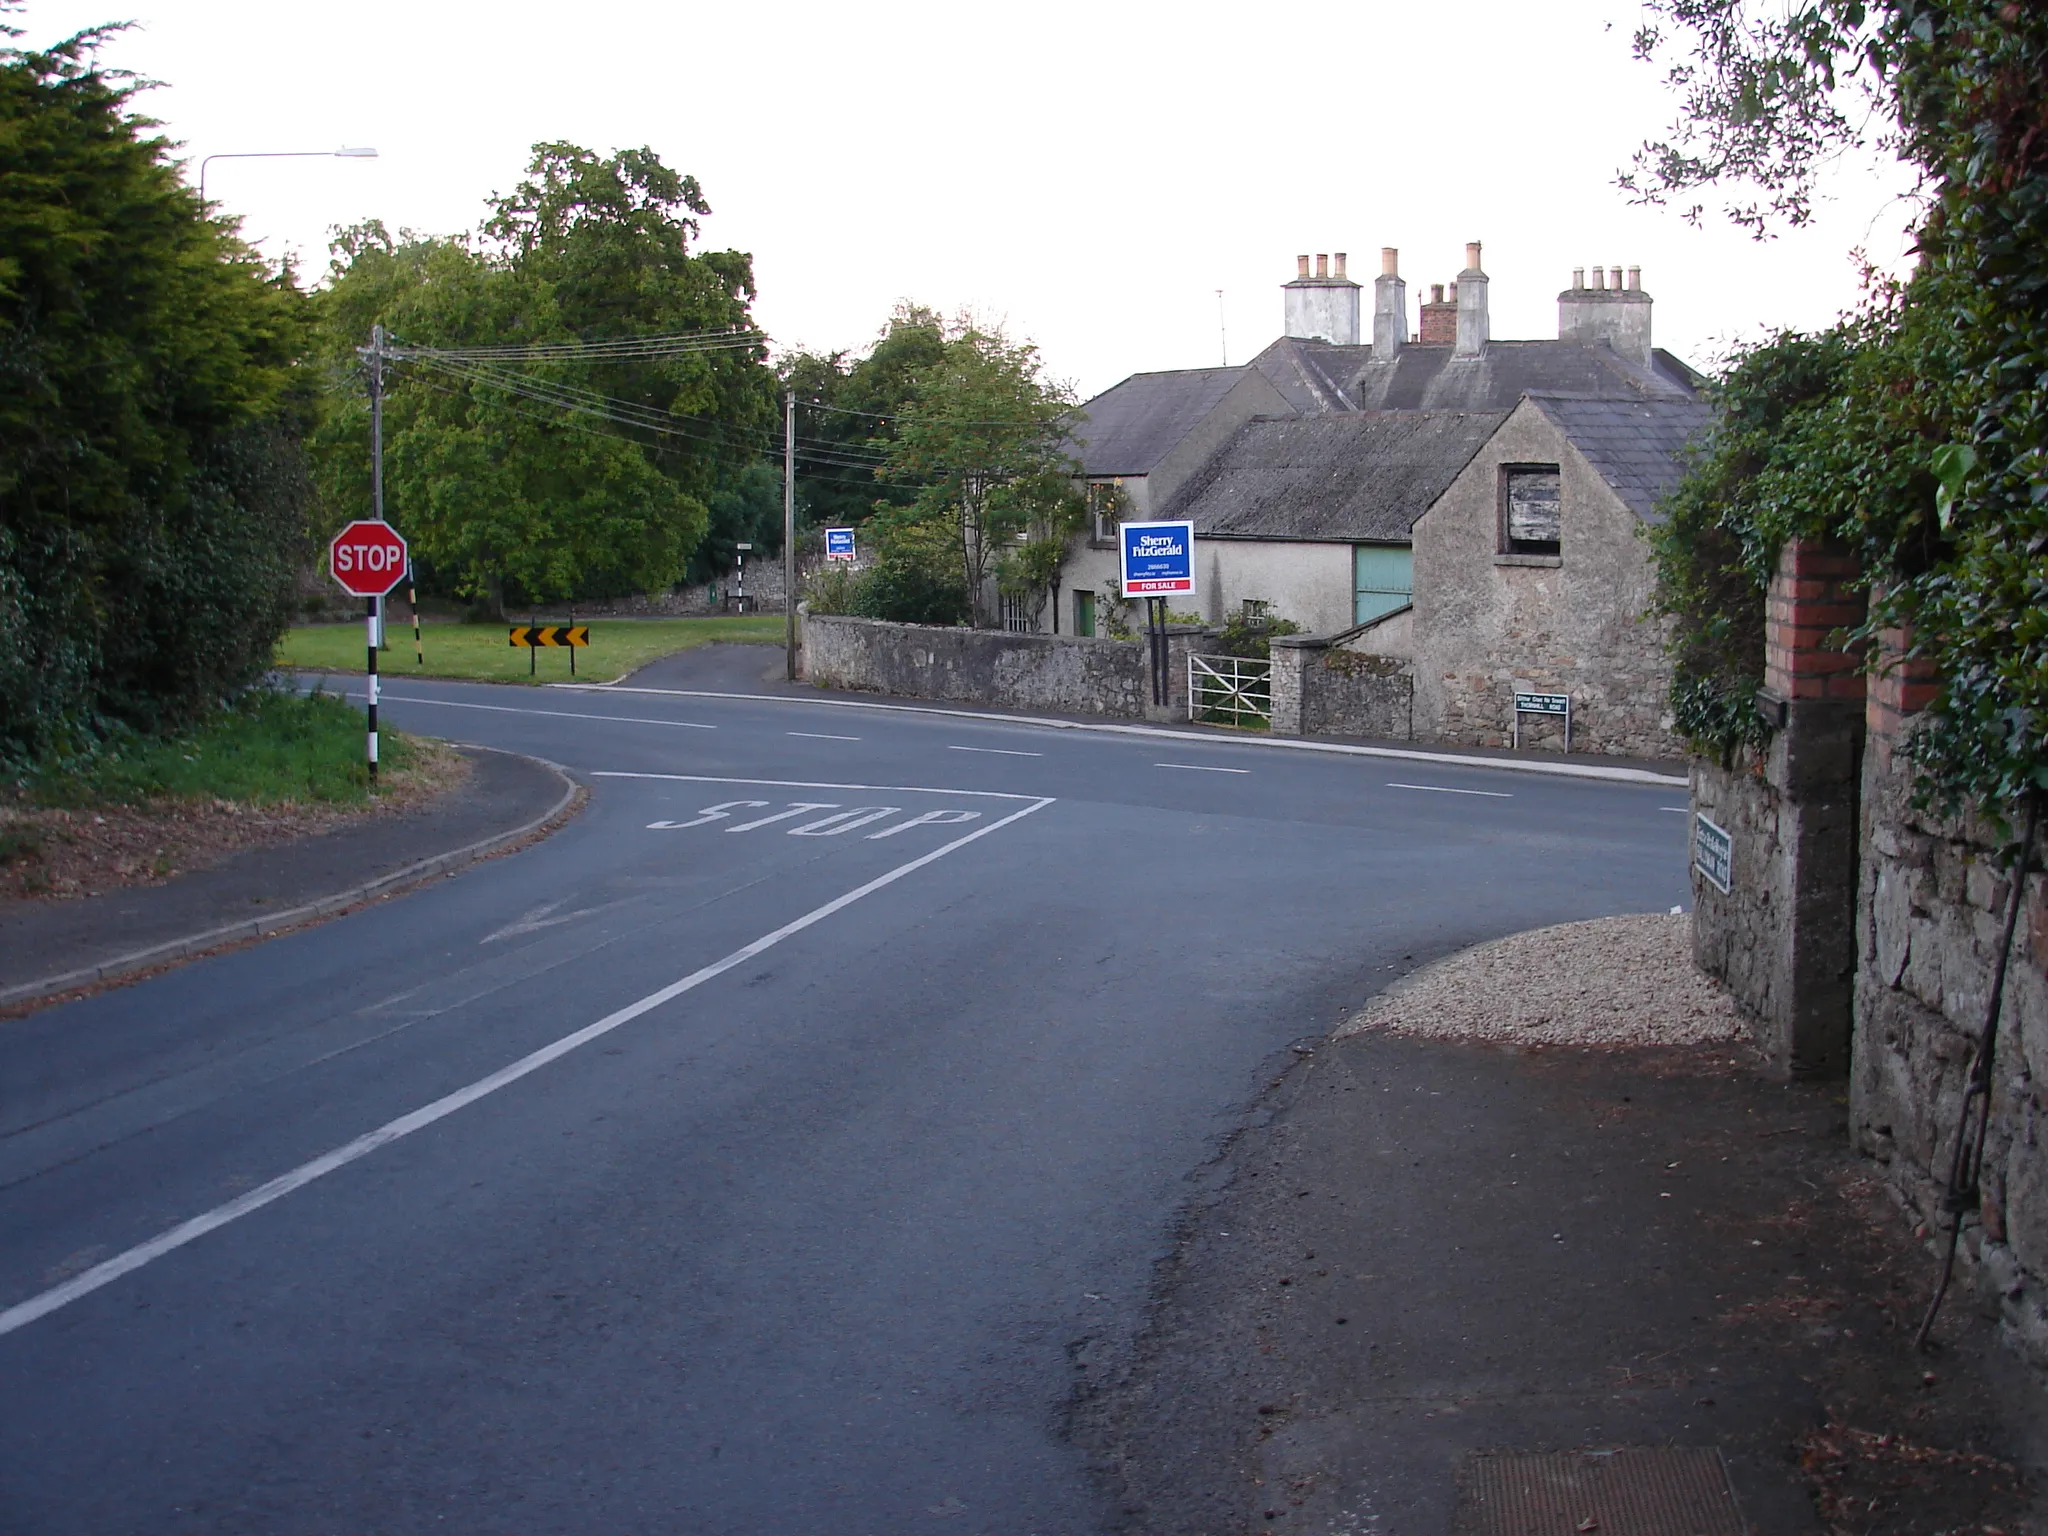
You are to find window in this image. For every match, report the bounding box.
[1086,480,1128,546]
[1001,593,1036,633]
[1353,544,1414,625]
[1501,466,1562,556]
[1073,589,1097,637]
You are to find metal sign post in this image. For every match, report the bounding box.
[328,519,409,784]
[1120,520,1196,709]
[735,541,751,613]
[1512,690,1571,752]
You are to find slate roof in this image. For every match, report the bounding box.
[1156,412,1506,542]
[1250,337,1700,414]
[1525,393,1714,524]
[1066,366,1249,476]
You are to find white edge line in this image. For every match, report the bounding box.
[788,732,860,741]
[331,691,717,731]
[947,745,1043,757]
[589,770,1035,801]
[0,794,1056,1339]
[1386,782,1513,798]
[1156,763,1251,774]
[551,682,1688,787]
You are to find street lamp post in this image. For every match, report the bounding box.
[198,146,378,205]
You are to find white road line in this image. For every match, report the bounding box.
[1661,806,1691,813]
[1156,763,1251,774]
[1387,782,1513,798]
[338,693,717,731]
[947,745,1043,757]
[592,770,1039,801]
[0,795,1057,1340]
[789,731,860,741]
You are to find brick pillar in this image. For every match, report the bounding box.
[1694,538,1868,1077]
[1865,620,1939,770]
[1763,539,1867,708]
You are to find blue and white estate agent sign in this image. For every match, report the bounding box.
[1120,520,1196,596]
[824,527,857,561]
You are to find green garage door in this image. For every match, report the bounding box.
[1354,544,1413,625]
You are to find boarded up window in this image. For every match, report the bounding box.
[1504,467,1561,555]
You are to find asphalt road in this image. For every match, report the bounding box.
[0,659,1693,1535]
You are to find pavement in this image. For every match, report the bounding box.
[0,747,577,1010]
[0,643,2034,1535]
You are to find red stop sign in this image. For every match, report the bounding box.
[328,520,410,597]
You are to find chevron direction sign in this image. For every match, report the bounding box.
[507,626,589,648]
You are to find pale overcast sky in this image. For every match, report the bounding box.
[20,0,1919,398]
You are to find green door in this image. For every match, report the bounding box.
[1073,589,1096,638]
[1354,544,1413,625]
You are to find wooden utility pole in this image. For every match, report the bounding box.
[784,388,797,681]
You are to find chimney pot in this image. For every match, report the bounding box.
[1464,241,1483,271]
[1591,266,1604,290]
[1334,252,1348,278]
[1382,247,1399,275]
[1448,282,1457,301]
[1627,265,1642,290]
[1430,283,1444,303]
[1316,254,1329,278]
[1572,266,1585,289]
[1297,255,1310,278]
[1610,263,1622,290]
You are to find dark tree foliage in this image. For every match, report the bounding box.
[0,22,313,762]
[1638,1,2048,812]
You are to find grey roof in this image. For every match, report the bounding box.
[1156,412,1506,542]
[1250,337,1699,413]
[1067,366,1249,476]
[1527,393,1715,523]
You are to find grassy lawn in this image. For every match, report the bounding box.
[277,615,786,684]
[27,690,419,809]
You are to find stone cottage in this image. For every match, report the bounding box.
[1053,244,1710,757]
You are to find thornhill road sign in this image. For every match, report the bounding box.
[1119,520,1196,597]
[328,520,409,598]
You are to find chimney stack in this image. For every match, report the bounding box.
[1281,247,1362,345]
[1419,282,1456,345]
[1558,263,1654,366]
[1454,240,1488,357]
[1372,247,1406,362]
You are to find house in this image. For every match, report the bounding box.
[1052,244,1710,756]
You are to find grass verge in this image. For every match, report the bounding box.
[277,614,787,684]
[3,690,465,901]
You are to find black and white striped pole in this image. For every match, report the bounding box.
[332,317,407,791]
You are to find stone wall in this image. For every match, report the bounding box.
[1850,635,2048,1362]
[1270,636,1414,740]
[1408,397,1679,760]
[1690,539,1866,1077]
[800,611,1218,720]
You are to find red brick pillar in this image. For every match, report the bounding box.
[1865,619,1939,769]
[1763,538,1866,708]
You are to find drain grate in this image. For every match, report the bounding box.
[1455,1447,1746,1536]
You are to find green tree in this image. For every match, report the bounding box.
[0,20,313,760]
[1634,2,2048,812]
[873,319,1082,627]
[311,144,775,612]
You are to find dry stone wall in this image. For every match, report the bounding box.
[1269,637,1414,740]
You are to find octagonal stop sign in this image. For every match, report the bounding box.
[329,519,409,598]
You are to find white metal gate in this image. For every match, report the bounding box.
[1188,654,1271,728]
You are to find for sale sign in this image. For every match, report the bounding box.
[328,520,409,598]
[824,527,857,561]
[1119,520,1195,596]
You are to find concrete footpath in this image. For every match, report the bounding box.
[0,748,578,1012]
[1074,1029,2048,1534]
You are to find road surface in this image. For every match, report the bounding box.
[0,666,1691,1534]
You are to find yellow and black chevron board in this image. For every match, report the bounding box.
[507,625,589,648]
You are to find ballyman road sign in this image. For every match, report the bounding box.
[1119,520,1196,596]
[328,520,409,598]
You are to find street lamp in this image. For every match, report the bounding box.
[198,146,378,205]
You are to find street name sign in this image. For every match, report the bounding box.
[1693,813,1733,893]
[1120,520,1196,596]
[328,520,409,598]
[1513,691,1569,715]
[824,527,857,561]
